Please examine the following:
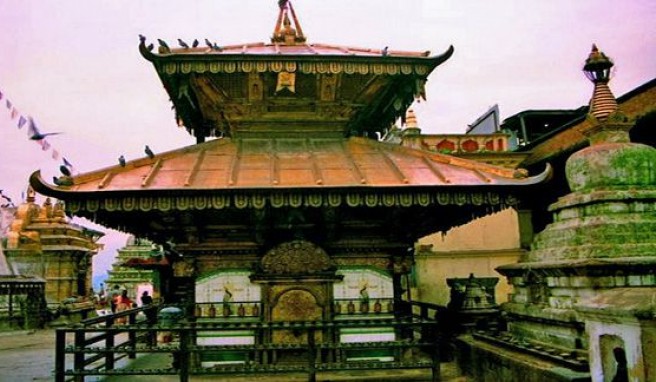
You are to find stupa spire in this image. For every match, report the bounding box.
[582,45,631,145]
[584,44,618,122]
[272,0,307,45]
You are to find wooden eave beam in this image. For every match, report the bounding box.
[421,156,450,184]
[228,140,242,186]
[341,142,367,184]
[184,149,206,186]
[379,150,409,184]
[141,159,163,188]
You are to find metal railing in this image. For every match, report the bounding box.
[333,298,395,315]
[55,309,441,382]
[193,301,261,318]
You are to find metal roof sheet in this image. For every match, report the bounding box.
[36,137,547,195]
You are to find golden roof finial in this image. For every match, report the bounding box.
[272,0,307,45]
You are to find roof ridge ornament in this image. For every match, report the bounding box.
[272,0,307,45]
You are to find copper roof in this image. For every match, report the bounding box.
[140,0,434,60]
[148,42,433,58]
[32,137,548,196]
[137,1,454,142]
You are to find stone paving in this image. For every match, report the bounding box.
[0,329,467,382]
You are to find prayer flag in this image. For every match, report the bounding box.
[18,116,27,129]
[0,90,3,100]
[5,99,11,109]
[63,157,73,168]
[40,139,51,151]
[52,149,60,160]
[10,108,18,119]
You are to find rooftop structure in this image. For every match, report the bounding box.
[32,1,552,378]
[138,0,452,142]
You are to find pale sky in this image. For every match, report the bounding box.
[0,0,654,282]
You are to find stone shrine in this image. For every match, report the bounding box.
[462,46,656,382]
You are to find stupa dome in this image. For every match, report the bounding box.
[566,140,656,192]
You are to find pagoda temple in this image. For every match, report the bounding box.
[32,1,549,376]
[105,235,159,304]
[4,189,103,309]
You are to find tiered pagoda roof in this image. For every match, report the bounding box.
[31,1,549,242]
[138,0,453,141]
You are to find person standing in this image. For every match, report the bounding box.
[109,285,121,313]
[141,291,156,324]
[115,290,133,324]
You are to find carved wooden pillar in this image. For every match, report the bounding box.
[390,254,414,317]
[171,257,197,315]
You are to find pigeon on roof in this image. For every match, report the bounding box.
[157,39,170,53]
[145,145,155,159]
[59,165,71,177]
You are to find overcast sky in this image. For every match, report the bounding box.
[1,0,654,282]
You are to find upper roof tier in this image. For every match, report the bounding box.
[139,1,454,142]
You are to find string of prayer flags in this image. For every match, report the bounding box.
[0,86,77,175]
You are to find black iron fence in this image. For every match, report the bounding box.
[55,304,441,382]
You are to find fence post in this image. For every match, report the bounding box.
[74,330,85,382]
[431,321,441,382]
[106,325,115,371]
[179,329,190,382]
[307,327,316,382]
[55,329,66,382]
[128,312,137,359]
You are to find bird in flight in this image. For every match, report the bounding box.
[27,117,61,140]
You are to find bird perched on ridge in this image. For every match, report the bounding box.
[53,176,73,187]
[157,39,170,53]
[27,117,61,140]
[205,39,222,51]
[381,46,389,56]
[145,145,155,159]
[59,165,71,177]
[178,38,189,49]
[118,155,126,167]
[138,34,146,43]
[192,39,199,48]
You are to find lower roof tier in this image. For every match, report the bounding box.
[33,136,547,194]
[30,137,549,239]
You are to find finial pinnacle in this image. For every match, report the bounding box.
[272,0,306,45]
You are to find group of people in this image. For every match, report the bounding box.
[94,284,156,323]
